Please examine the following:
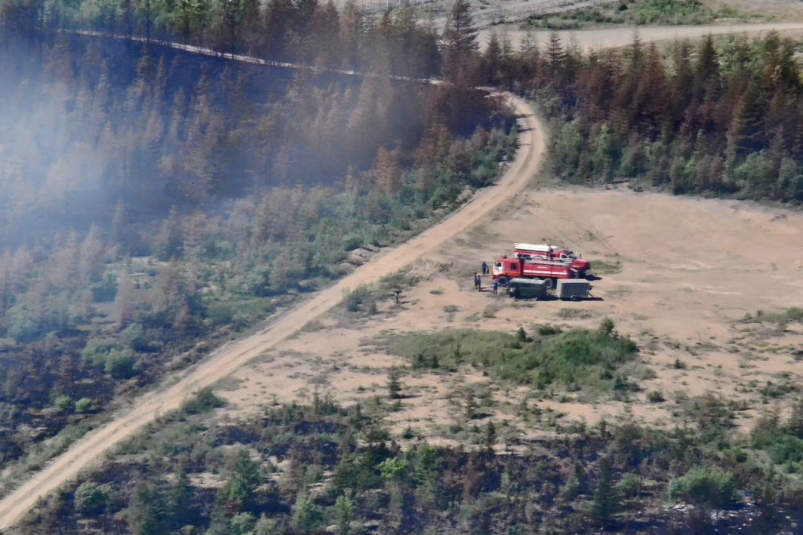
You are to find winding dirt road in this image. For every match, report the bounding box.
[2,20,803,528]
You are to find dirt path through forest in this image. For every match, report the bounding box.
[3,20,803,528]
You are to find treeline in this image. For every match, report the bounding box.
[13,391,803,534]
[480,30,803,201]
[1,0,442,77]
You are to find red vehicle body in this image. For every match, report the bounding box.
[513,243,579,263]
[492,256,590,286]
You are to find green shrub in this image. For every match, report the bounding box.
[647,391,665,403]
[342,285,377,314]
[230,512,257,535]
[181,387,225,415]
[617,472,641,499]
[668,466,738,508]
[293,492,322,533]
[54,395,74,413]
[75,398,94,414]
[74,481,107,515]
[379,458,409,480]
[119,323,146,350]
[104,348,137,378]
[80,337,120,367]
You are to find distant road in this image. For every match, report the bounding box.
[3,19,803,529]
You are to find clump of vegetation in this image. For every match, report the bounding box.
[668,466,738,508]
[743,307,803,328]
[590,259,623,275]
[384,319,638,392]
[179,388,226,416]
[342,285,379,315]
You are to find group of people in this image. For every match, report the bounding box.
[476,262,499,295]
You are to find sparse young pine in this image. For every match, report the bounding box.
[387,367,402,400]
[465,388,476,419]
[592,455,618,526]
[484,420,496,451]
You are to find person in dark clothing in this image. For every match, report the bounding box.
[394,290,401,304]
[493,280,499,295]
[477,275,482,291]
[481,261,488,275]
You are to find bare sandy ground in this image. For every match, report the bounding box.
[4,20,803,528]
[218,188,803,445]
[478,22,803,49]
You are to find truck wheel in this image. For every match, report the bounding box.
[497,276,509,287]
[543,278,553,289]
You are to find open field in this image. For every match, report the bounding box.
[478,21,803,49]
[216,187,803,447]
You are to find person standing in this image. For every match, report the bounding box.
[481,261,488,275]
[474,273,479,290]
[477,274,482,291]
[493,280,499,295]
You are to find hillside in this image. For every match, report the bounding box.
[4,0,803,531]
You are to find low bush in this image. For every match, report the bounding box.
[180,388,226,415]
[342,285,377,314]
[668,466,738,508]
[617,473,641,499]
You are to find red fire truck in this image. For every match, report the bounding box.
[492,254,590,287]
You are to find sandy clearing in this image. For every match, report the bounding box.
[0,95,544,533]
[478,22,803,50]
[218,188,803,442]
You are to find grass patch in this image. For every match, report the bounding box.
[382,320,638,392]
[743,308,803,328]
[590,259,622,275]
[557,308,595,320]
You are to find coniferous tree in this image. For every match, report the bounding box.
[592,455,618,526]
[442,0,477,83]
